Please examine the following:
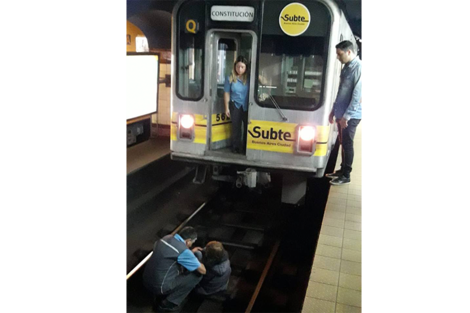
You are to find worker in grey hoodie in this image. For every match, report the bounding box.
[194,241,231,296]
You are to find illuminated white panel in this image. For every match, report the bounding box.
[126,55,159,120]
[135,36,149,53]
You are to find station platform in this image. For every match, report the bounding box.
[303,123,362,313]
[127,136,171,175]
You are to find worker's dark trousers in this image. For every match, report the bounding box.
[164,272,202,306]
[230,102,248,152]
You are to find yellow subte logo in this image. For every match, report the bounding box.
[279,2,311,37]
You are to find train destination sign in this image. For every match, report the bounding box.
[210,6,255,22]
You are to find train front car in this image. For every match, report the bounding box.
[171,0,355,203]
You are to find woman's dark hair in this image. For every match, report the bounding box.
[229,55,249,85]
[235,55,248,65]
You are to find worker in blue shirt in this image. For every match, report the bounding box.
[143,226,206,312]
[327,40,362,185]
[224,55,250,154]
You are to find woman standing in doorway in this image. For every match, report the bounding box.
[224,56,249,154]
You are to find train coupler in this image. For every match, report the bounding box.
[236,168,271,189]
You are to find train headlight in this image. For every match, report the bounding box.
[178,114,195,140]
[181,114,194,129]
[296,125,316,155]
[299,126,315,141]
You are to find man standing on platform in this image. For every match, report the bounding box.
[327,40,362,186]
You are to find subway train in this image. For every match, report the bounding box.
[170,0,358,203]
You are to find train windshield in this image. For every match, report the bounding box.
[256,1,331,111]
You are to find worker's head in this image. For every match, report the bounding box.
[204,241,225,266]
[230,55,249,85]
[234,55,248,76]
[179,226,198,248]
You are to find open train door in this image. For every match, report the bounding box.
[207,32,254,153]
[208,32,239,151]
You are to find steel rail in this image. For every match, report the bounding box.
[126,201,208,280]
[245,240,281,313]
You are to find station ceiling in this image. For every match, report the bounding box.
[127,0,361,50]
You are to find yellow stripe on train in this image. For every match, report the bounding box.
[315,125,330,143]
[171,112,207,126]
[313,143,328,156]
[247,120,297,153]
[193,126,207,144]
[211,113,232,142]
[247,120,329,155]
[171,123,177,141]
[211,124,232,142]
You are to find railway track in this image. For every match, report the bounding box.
[127,155,220,273]
[178,183,283,313]
[127,142,339,312]
[127,176,286,313]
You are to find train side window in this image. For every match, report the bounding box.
[176,0,205,101]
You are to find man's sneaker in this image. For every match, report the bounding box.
[330,175,351,186]
[325,171,343,179]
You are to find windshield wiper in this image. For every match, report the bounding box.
[268,95,288,122]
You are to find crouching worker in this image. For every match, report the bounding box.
[194,241,231,297]
[143,227,206,312]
